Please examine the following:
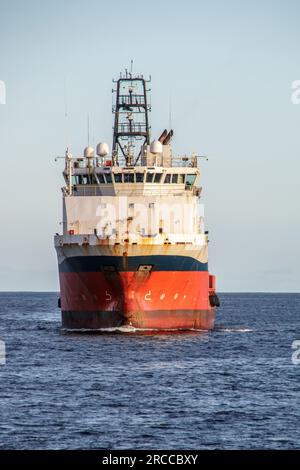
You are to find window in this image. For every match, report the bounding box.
[186,174,196,187]
[73,174,97,185]
[149,203,155,208]
[154,173,162,183]
[90,175,98,184]
[97,174,105,184]
[104,173,112,183]
[146,173,154,183]
[171,174,178,184]
[114,173,123,183]
[129,203,134,208]
[164,174,171,183]
[135,173,144,183]
[82,174,90,185]
[178,174,186,184]
[124,173,134,183]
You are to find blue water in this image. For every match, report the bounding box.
[0,292,299,450]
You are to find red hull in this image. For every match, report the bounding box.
[59,271,215,330]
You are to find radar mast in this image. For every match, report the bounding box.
[112,71,151,166]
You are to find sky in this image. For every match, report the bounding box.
[0,0,299,292]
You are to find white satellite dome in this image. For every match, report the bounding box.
[150,140,163,154]
[84,146,94,158]
[96,142,109,157]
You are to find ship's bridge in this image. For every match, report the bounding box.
[65,165,201,197]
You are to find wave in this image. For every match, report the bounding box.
[215,327,254,333]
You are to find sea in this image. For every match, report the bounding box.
[0,292,299,450]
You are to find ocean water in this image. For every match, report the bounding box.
[0,292,299,450]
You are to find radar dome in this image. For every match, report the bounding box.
[150,140,163,154]
[96,142,109,157]
[84,146,94,158]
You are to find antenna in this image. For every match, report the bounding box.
[87,113,90,146]
[64,79,68,119]
[130,59,133,75]
[63,78,69,150]
[169,95,172,130]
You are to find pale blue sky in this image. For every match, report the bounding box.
[0,0,299,291]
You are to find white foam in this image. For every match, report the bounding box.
[61,326,211,333]
[216,327,254,333]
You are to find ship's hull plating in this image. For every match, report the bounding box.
[62,309,214,331]
[57,252,216,331]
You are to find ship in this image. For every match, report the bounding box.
[54,71,220,331]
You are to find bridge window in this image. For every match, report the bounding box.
[178,174,186,184]
[154,173,162,183]
[97,174,105,184]
[135,173,144,183]
[186,174,196,187]
[146,173,154,183]
[171,174,178,183]
[72,175,79,185]
[164,174,171,183]
[124,173,134,183]
[104,173,112,183]
[74,174,88,184]
[72,174,100,185]
[114,173,123,183]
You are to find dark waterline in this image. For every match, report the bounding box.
[0,292,299,449]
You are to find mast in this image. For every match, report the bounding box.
[112,71,151,166]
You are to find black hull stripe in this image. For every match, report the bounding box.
[59,255,208,272]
